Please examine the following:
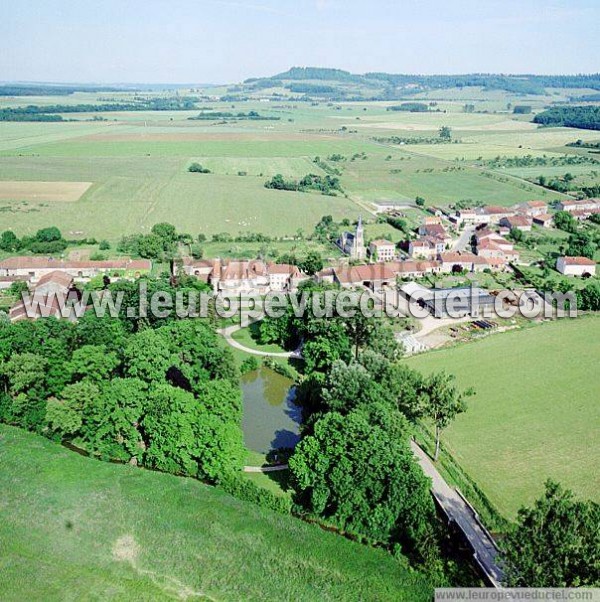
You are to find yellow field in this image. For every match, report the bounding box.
[0,180,92,202]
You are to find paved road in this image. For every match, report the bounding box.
[411,441,504,587]
[453,225,475,252]
[218,324,302,359]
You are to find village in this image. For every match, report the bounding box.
[2,198,598,341]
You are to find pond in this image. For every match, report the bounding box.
[240,367,302,453]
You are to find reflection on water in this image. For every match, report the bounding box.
[241,367,301,453]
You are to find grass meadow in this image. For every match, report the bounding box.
[0,95,595,243]
[0,425,433,601]
[406,316,600,519]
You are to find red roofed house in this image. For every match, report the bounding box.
[439,252,488,273]
[500,215,532,232]
[532,213,554,228]
[409,237,445,260]
[9,270,82,323]
[0,257,151,282]
[519,201,548,217]
[331,263,396,289]
[266,263,309,291]
[483,206,516,224]
[556,256,597,277]
[181,258,308,294]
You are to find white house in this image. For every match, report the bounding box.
[369,239,396,262]
[556,256,597,277]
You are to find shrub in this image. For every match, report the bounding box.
[188,162,211,173]
[219,473,291,514]
[240,356,259,374]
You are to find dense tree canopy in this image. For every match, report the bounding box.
[503,481,600,587]
[0,311,243,484]
[289,403,437,559]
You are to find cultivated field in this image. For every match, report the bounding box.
[407,316,600,519]
[0,180,91,202]
[0,425,432,601]
[0,90,597,243]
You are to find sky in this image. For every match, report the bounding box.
[1,0,598,84]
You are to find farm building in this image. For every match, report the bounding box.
[556,256,597,277]
[9,271,81,323]
[532,213,554,228]
[0,257,151,283]
[518,201,548,217]
[439,252,488,273]
[400,283,497,319]
[499,215,532,232]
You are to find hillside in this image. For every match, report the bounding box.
[240,67,600,101]
[0,425,433,601]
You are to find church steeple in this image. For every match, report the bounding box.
[352,215,365,259]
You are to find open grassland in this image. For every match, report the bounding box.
[406,316,600,519]
[0,95,596,240]
[0,425,432,601]
[342,145,564,206]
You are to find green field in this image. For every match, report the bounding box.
[0,425,433,601]
[406,316,600,519]
[1,92,597,243]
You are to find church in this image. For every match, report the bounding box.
[337,217,366,260]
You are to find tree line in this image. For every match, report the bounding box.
[533,106,600,130]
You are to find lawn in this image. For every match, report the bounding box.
[406,316,600,519]
[0,425,433,601]
[231,322,288,354]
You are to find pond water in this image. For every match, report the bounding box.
[240,367,302,453]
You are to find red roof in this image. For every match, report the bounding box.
[0,257,151,271]
[561,256,596,266]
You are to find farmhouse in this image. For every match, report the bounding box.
[266,263,308,291]
[393,259,441,278]
[330,263,396,289]
[368,239,396,262]
[9,271,81,323]
[556,256,597,277]
[439,252,488,273]
[483,206,516,224]
[499,215,532,232]
[518,200,548,216]
[181,258,308,294]
[450,209,491,227]
[408,237,445,259]
[532,213,554,228]
[474,230,519,267]
[558,199,600,213]
[417,222,451,244]
[0,257,151,283]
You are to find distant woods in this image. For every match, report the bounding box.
[0,97,199,122]
[534,106,600,130]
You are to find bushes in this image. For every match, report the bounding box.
[220,473,292,514]
[240,356,259,374]
[2,226,68,255]
[188,162,211,173]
